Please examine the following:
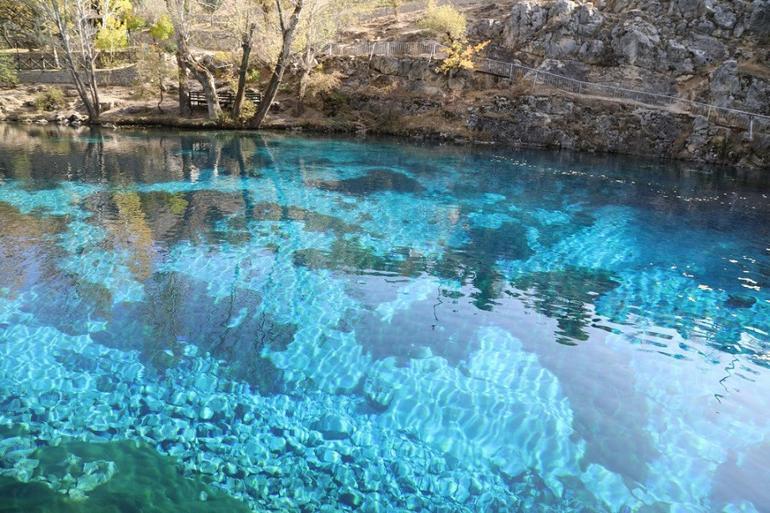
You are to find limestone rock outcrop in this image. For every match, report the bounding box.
[493,0,770,118]
[320,0,769,169]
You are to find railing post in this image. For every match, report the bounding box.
[749,117,754,142]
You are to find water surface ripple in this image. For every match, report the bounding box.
[0,125,769,513]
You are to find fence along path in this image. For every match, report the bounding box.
[325,40,770,138]
[12,49,138,71]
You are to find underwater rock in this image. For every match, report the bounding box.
[196,453,222,475]
[0,437,35,462]
[318,448,342,465]
[199,406,215,421]
[308,169,425,196]
[313,414,355,440]
[340,488,364,508]
[10,458,39,482]
[193,373,218,394]
[77,460,117,493]
[436,477,459,498]
[725,294,756,309]
[366,326,584,497]
[267,436,287,453]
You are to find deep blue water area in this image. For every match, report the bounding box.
[0,124,769,513]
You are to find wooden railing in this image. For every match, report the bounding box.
[12,49,138,71]
[13,53,59,71]
[188,90,263,110]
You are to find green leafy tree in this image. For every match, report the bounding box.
[95,0,134,56]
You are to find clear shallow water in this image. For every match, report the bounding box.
[0,124,768,513]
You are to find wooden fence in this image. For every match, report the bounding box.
[12,49,138,71]
[188,90,263,110]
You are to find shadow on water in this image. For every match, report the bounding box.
[1,124,767,361]
[86,271,294,394]
[1,124,767,362]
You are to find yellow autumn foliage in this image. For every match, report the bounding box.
[436,40,489,74]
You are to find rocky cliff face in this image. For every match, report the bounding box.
[320,0,770,169]
[489,0,770,115]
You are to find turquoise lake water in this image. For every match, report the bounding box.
[0,125,768,512]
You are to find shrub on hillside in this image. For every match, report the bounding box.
[322,91,352,117]
[419,2,467,43]
[238,98,257,122]
[34,87,66,111]
[437,40,489,74]
[306,71,342,98]
[418,0,488,74]
[0,55,18,87]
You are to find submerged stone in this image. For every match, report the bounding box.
[267,436,287,453]
[313,414,354,440]
[725,294,756,309]
[0,439,252,512]
[340,488,363,508]
[308,169,425,196]
[318,448,341,465]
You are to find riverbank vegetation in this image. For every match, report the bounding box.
[0,0,472,127]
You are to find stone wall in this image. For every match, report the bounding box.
[18,65,138,87]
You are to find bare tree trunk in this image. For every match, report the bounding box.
[232,22,256,120]
[48,0,100,124]
[198,68,221,119]
[176,52,191,117]
[84,56,100,119]
[167,0,221,120]
[249,0,304,129]
[157,49,165,112]
[177,43,221,119]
